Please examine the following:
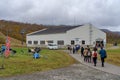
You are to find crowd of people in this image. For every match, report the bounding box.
[67,45,107,67]
[67,44,80,54]
[0,44,41,59]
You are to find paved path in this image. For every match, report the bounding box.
[68,52,120,76]
[107,46,120,50]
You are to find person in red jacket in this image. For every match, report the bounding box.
[92,47,98,66]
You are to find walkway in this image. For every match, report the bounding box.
[68,51,120,76]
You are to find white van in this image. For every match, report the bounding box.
[47,43,58,49]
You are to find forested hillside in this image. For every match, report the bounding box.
[0,20,44,44]
[0,32,24,47]
[0,20,120,44]
[101,29,120,44]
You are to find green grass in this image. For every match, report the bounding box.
[105,49,120,66]
[106,44,113,48]
[97,44,120,67]
[0,48,77,77]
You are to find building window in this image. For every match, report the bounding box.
[57,40,64,45]
[28,41,32,44]
[47,40,53,43]
[34,41,38,44]
[40,41,45,44]
[71,40,75,45]
[82,40,85,44]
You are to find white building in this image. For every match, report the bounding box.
[26,24,106,47]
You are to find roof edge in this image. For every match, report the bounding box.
[27,28,47,36]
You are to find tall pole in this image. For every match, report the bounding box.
[20,29,25,54]
[0,25,5,69]
[89,23,92,46]
[20,29,25,45]
[22,33,24,45]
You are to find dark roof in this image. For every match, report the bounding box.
[28,25,83,36]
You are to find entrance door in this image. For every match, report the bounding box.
[82,40,85,45]
[71,40,75,45]
[96,40,104,47]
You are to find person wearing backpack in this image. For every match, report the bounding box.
[87,48,92,63]
[99,47,107,67]
[92,48,98,66]
[83,48,88,62]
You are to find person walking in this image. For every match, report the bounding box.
[67,45,72,53]
[72,46,76,54]
[92,48,98,66]
[99,47,107,67]
[75,45,80,54]
[87,48,92,63]
[81,47,84,57]
[83,48,88,62]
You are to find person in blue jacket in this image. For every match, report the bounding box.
[99,47,107,67]
[33,52,40,59]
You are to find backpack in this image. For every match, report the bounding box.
[93,52,97,57]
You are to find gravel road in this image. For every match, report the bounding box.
[0,63,120,80]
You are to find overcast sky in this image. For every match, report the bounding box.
[0,0,120,31]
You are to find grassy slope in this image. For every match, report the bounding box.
[0,31,77,77]
[0,48,77,77]
[0,20,44,42]
[0,32,25,47]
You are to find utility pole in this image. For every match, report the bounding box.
[20,29,26,54]
[89,23,92,46]
[20,29,25,45]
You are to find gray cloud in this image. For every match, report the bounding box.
[0,0,120,30]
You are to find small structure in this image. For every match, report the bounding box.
[26,24,106,48]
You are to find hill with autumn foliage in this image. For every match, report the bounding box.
[0,32,24,47]
[0,20,44,45]
[0,20,120,45]
[101,29,120,44]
